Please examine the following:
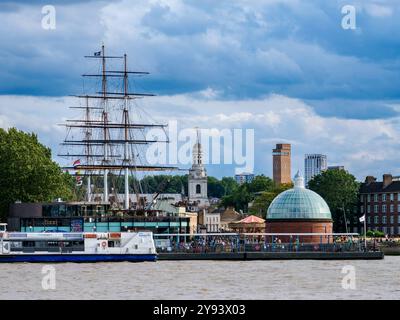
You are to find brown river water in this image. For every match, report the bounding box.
[0,257,399,300]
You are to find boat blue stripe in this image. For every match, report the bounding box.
[0,254,157,263]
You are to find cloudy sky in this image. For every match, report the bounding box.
[0,0,400,180]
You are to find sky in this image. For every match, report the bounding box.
[0,0,400,180]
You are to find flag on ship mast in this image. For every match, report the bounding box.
[73,159,81,167]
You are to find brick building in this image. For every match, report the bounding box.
[359,174,400,236]
[272,143,291,185]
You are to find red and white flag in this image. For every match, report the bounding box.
[73,159,81,167]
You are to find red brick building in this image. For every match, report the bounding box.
[272,143,291,185]
[359,174,400,236]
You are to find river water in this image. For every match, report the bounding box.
[0,257,399,300]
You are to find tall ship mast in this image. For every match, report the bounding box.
[59,45,178,212]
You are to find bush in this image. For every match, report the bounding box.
[366,230,375,237]
[366,230,385,237]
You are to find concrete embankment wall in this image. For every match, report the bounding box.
[158,251,384,260]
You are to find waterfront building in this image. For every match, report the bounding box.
[235,172,255,185]
[219,207,242,231]
[304,154,327,186]
[265,171,333,243]
[272,143,291,185]
[8,201,190,234]
[359,174,400,236]
[188,130,209,208]
[197,209,221,232]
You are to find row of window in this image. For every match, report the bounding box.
[361,193,400,203]
[361,204,400,214]
[207,224,220,232]
[367,215,400,224]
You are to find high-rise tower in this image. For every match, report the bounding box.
[304,154,327,186]
[272,143,291,185]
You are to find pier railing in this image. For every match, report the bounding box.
[154,232,373,253]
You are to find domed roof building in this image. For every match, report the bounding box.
[266,171,333,243]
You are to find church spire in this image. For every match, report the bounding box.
[188,127,209,208]
[193,127,203,166]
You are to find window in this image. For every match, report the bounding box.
[390,227,394,235]
[367,194,371,202]
[374,205,378,213]
[360,195,364,202]
[367,216,371,224]
[398,215,400,224]
[360,206,364,214]
[196,184,201,194]
[382,194,387,201]
[374,216,379,224]
[390,193,394,201]
[374,194,378,202]
[398,193,400,201]
[382,216,387,224]
[383,227,387,234]
[391,204,394,213]
[390,216,394,224]
[398,204,400,213]
[367,205,371,214]
[382,205,387,213]
[398,226,400,235]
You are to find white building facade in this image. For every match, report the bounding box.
[304,154,327,186]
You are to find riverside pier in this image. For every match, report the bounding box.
[154,233,384,260]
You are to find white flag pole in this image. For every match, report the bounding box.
[364,215,367,251]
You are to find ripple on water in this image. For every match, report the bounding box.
[0,258,399,299]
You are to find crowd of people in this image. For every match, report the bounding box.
[157,235,363,253]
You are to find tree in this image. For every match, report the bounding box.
[220,175,279,213]
[308,169,359,232]
[249,182,293,218]
[0,128,74,220]
[220,177,238,196]
[247,175,274,193]
[207,176,225,198]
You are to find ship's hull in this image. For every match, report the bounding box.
[0,253,157,263]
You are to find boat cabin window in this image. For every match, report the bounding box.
[22,241,35,247]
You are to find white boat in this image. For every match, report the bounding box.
[0,225,157,263]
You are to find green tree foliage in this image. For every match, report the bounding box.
[140,175,188,194]
[221,175,283,213]
[308,169,360,232]
[207,176,225,198]
[247,175,274,193]
[249,183,293,218]
[0,128,74,220]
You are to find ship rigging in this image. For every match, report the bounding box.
[59,45,179,211]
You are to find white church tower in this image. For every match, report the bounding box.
[188,129,209,208]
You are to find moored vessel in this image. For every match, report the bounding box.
[0,229,157,263]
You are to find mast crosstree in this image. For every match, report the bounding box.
[59,45,178,210]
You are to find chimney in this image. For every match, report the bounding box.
[365,176,376,185]
[383,174,393,188]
